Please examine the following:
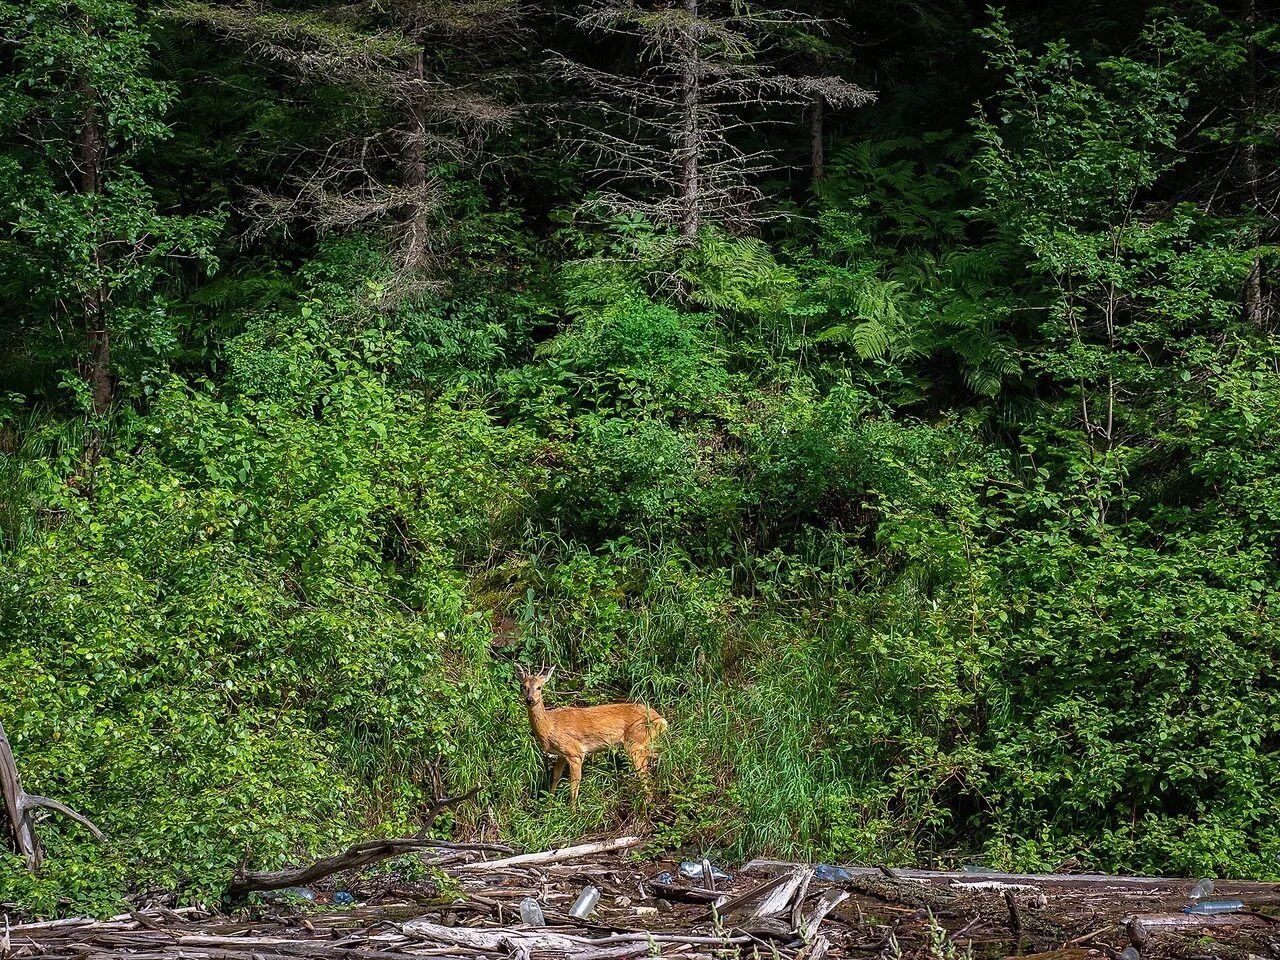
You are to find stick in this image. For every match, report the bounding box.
[1004,890,1023,938]
[455,836,644,872]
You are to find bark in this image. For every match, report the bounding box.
[454,835,643,872]
[1,719,107,873]
[1242,0,1265,326]
[400,45,431,269]
[678,0,700,241]
[810,93,825,181]
[227,786,485,897]
[77,63,111,415]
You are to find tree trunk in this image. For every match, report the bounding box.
[77,64,111,415]
[1242,0,1265,326]
[400,46,431,270]
[678,0,700,242]
[810,93,825,181]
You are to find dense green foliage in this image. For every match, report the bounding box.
[2,0,1278,916]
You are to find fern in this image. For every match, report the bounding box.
[815,318,892,359]
[811,275,905,360]
[679,231,797,319]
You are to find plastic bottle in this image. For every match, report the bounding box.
[1118,947,1140,960]
[1188,878,1215,899]
[1183,900,1244,915]
[333,891,355,906]
[652,871,673,885]
[519,896,546,926]
[815,864,854,883]
[569,885,601,919]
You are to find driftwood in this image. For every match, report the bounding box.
[8,850,1280,960]
[742,861,1181,887]
[712,872,797,916]
[456,836,643,873]
[799,890,849,940]
[0,719,106,872]
[227,787,495,897]
[747,867,811,920]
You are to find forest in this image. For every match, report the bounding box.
[1,0,1279,918]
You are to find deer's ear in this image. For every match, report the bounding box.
[542,665,556,682]
[515,664,528,680]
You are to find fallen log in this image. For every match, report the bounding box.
[0,719,106,872]
[403,920,754,951]
[455,837,644,873]
[227,787,496,897]
[741,861,1181,887]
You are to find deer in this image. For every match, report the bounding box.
[516,664,668,807]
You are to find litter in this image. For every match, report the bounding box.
[1183,900,1244,915]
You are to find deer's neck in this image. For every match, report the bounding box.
[527,699,554,750]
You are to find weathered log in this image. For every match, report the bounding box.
[455,836,643,873]
[799,890,850,940]
[711,872,797,916]
[404,920,752,951]
[741,861,1180,887]
[0,719,106,872]
[745,867,811,920]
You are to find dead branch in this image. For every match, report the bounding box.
[226,786,489,897]
[1,720,106,873]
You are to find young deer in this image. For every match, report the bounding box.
[516,665,667,806]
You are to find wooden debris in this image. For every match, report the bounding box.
[1,720,106,873]
[455,837,644,873]
[799,890,850,940]
[742,861,1181,887]
[7,845,1280,960]
[746,867,811,920]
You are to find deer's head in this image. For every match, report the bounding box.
[516,664,555,706]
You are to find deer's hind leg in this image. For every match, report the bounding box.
[549,755,567,795]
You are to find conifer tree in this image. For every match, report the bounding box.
[168,0,518,280]
[556,0,871,239]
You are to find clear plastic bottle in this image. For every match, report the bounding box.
[1183,900,1243,915]
[1119,947,1140,960]
[569,885,601,919]
[519,896,546,926]
[1188,878,1214,899]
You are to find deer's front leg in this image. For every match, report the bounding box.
[567,755,584,807]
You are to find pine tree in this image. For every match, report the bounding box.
[167,0,519,281]
[555,0,871,240]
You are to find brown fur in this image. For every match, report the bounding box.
[517,665,668,806]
